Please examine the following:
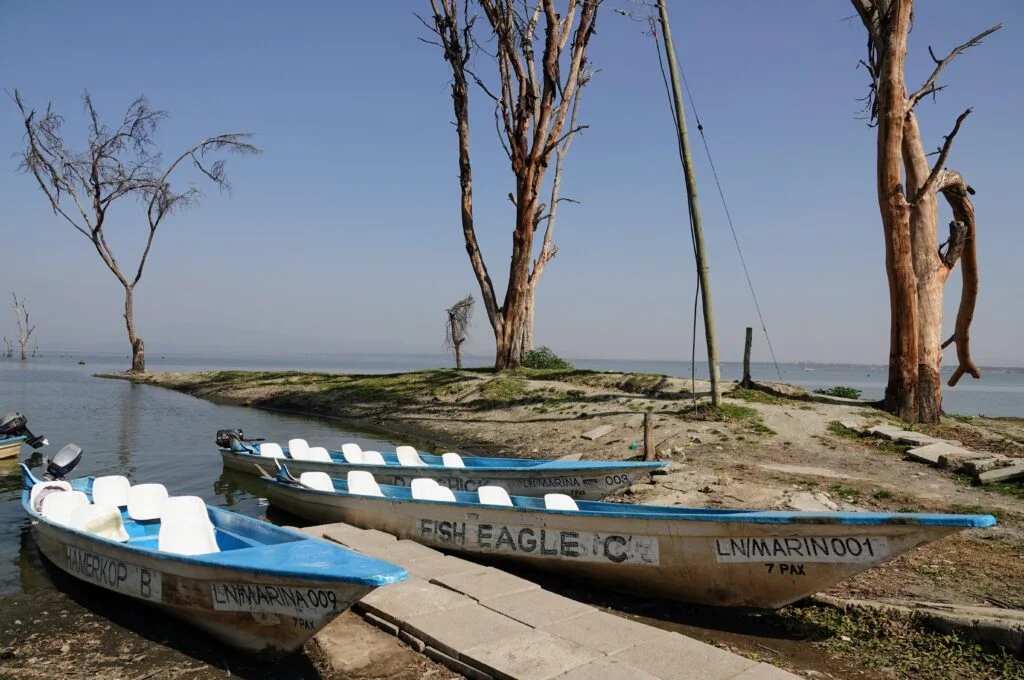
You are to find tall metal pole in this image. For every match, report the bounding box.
[656,0,722,407]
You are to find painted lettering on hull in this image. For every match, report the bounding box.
[211,583,341,618]
[391,476,587,495]
[714,537,890,564]
[417,519,659,566]
[65,545,162,600]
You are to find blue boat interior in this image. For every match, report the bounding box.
[21,466,407,585]
[233,442,665,471]
[279,474,997,529]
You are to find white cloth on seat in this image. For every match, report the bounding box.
[158,496,219,555]
[30,480,72,512]
[127,483,169,521]
[72,504,129,541]
[92,475,131,507]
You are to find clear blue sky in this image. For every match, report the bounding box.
[1,1,1021,365]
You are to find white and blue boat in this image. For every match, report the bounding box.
[262,468,996,609]
[216,428,668,500]
[21,445,407,656]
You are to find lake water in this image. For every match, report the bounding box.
[2,352,1021,596]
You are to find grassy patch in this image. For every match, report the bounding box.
[814,385,863,399]
[779,606,1023,679]
[729,388,785,405]
[829,484,861,502]
[872,489,894,500]
[827,420,860,439]
[480,377,528,402]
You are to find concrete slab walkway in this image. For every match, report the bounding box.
[300,522,800,680]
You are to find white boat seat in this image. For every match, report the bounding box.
[410,477,439,499]
[92,475,131,507]
[441,452,465,468]
[259,442,286,459]
[41,490,90,526]
[341,443,363,462]
[30,480,72,512]
[304,446,333,462]
[544,493,579,511]
[299,471,335,492]
[288,438,310,457]
[347,470,384,497]
[127,483,169,521]
[478,485,513,507]
[361,450,386,466]
[73,503,129,541]
[396,446,428,467]
[429,485,457,503]
[158,496,220,555]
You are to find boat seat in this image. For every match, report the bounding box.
[128,483,169,521]
[347,470,384,497]
[29,480,72,512]
[396,446,428,467]
[410,477,439,500]
[361,450,386,466]
[158,496,220,555]
[341,444,364,464]
[429,485,457,503]
[304,446,333,462]
[299,471,335,492]
[544,493,579,511]
[441,452,465,468]
[92,475,131,507]
[73,503,129,541]
[259,442,286,459]
[288,438,310,458]
[41,490,90,527]
[478,485,513,507]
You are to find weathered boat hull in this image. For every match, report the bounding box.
[221,448,663,500]
[264,480,992,609]
[0,436,24,460]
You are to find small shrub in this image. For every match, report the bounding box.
[814,385,863,400]
[521,346,574,370]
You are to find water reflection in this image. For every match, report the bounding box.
[116,381,144,475]
[213,468,267,509]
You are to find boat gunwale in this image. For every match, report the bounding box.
[264,477,997,529]
[21,465,407,586]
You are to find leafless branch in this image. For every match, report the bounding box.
[911,107,970,204]
[444,294,475,350]
[908,24,1003,108]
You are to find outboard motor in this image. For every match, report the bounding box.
[0,411,48,448]
[45,443,83,481]
[216,428,262,451]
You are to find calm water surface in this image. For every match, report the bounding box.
[2,352,1021,596]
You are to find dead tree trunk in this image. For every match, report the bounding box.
[741,327,753,388]
[851,0,997,423]
[11,293,35,361]
[424,1,598,370]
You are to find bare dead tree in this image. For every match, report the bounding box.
[444,294,475,369]
[10,292,36,361]
[850,0,1000,422]
[2,337,12,359]
[14,90,261,373]
[422,0,600,369]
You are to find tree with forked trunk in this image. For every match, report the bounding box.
[14,90,261,373]
[10,292,36,361]
[850,0,1000,423]
[422,0,599,369]
[444,294,475,369]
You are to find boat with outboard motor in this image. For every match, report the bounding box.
[216,428,668,500]
[261,465,997,609]
[21,444,407,656]
[1,411,48,459]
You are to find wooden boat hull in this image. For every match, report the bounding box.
[0,436,24,460]
[221,448,663,500]
[264,479,992,609]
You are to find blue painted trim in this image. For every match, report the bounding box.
[21,465,407,586]
[266,474,997,529]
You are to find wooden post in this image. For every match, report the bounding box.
[656,0,722,407]
[643,411,655,461]
[741,327,753,388]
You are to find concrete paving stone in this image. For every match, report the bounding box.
[404,555,491,580]
[979,462,1024,484]
[330,529,400,554]
[359,539,444,566]
[868,424,904,439]
[729,662,802,679]
[895,432,944,447]
[905,442,951,465]
[540,610,676,655]
[839,420,866,434]
[465,629,602,680]
[581,424,615,441]
[481,588,593,628]
[356,576,476,625]
[363,611,399,636]
[398,629,426,653]
[550,656,661,680]
[320,523,378,544]
[425,645,494,680]
[431,566,541,602]
[963,456,1012,475]
[613,637,758,680]
[401,602,534,661]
